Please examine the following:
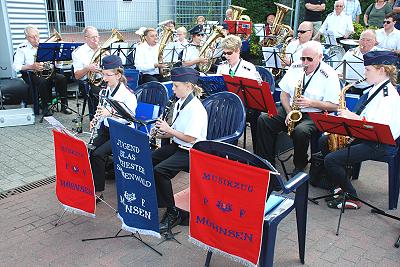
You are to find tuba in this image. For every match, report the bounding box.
[198,25,225,73]
[157,23,175,78]
[264,2,293,47]
[327,78,366,151]
[87,29,124,86]
[287,74,304,136]
[230,5,251,21]
[35,30,62,79]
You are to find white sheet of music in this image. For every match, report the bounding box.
[111,42,129,65]
[262,47,283,69]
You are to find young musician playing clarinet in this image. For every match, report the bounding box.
[152,67,208,233]
[320,51,400,209]
[89,55,137,203]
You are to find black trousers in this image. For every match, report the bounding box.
[22,72,68,108]
[89,126,111,192]
[152,143,189,208]
[255,106,317,170]
[86,84,101,121]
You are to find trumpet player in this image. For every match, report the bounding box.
[255,41,340,175]
[89,55,137,203]
[13,25,70,116]
[152,67,207,233]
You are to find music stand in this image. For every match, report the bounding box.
[36,42,83,122]
[308,113,400,236]
[323,31,337,46]
[224,20,253,35]
[198,75,227,96]
[262,47,290,73]
[223,74,277,149]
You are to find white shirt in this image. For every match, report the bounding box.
[360,80,400,139]
[72,43,96,80]
[134,42,160,75]
[285,39,304,63]
[13,41,37,72]
[171,96,208,148]
[279,60,341,113]
[216,58,260,80]
[182,43,201,69]
[319,12,354,38]
[375,28,400,51]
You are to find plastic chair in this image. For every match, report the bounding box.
[255,65,275,93]
[351,137,400,210]
[124,69,140,91]
[201,91,246,145]
[192,140,309,267]
[134,81,169,117]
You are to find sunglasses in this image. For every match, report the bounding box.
[222,51,234,55]
[298,30,311,34]
[335,5,343,7]
[300,56,315,62]
[383,21,393,24]
[195,33,204,36]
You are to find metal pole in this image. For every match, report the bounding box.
[157,0,160,25]
[54,0,61,32]
[293,0,301,38]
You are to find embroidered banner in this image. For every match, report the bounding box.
[108,119,160,238]
[189,149,270,266]
[53,130,95,217]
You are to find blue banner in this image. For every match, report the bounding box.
[108,119,160,238]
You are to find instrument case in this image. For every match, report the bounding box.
[0,108,35,128]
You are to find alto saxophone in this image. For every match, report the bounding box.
[287,75,304,136]
[327,78,366,151]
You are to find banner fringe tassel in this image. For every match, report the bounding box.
[118,214,161,238]
[62,205,96,218]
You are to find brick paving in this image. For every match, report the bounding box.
[0,94,400,266]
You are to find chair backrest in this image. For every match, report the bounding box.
[134,81,168,116]
[124,69,140,91]
[255,65,275,93]
[201,91,246,144]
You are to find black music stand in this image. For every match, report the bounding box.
[262,47,290,74]
[223,75,277,149]
[309,113,400,236]
[198,75,227,96]
[36,42,83,122]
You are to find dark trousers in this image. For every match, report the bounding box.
[255,106,317,170]
[22,72,68,108]
[86,84,101,121]
[89,126,111,192]
[152,143,189,208]
[320,135,397,197]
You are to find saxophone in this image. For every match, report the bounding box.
[327,78,366,151]
[287,75,303,136]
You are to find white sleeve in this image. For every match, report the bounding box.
[72,48,85,71]
[12,48,25,72]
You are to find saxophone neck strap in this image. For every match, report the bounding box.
[355,79,390,115]
[110,82,121,98]
[171,93,194,125]
[302,63,321,95]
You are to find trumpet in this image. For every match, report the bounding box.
[87,87,109,150]
[150,94,176,149]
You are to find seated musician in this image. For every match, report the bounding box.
[134,28,168,84]
[320,51,400,209]
[72,26,102,119]
[255,41,341,175]
[89,55,137,203]
[337,29,380,95]
[375,12,400,54]
[181,25,208,70]
[13,25,71,116]
[283,21,314,66]
[152,67,207,233]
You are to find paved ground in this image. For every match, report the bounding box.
[0,91,400,266]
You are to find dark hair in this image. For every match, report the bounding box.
[265,13,275,21]
[385,12,397,22]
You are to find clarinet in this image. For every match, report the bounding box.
[87,86,108,151]
[150,94,176,149]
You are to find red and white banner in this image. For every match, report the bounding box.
[189,149,270,266]
[53,130,95,217]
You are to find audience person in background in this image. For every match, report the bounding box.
[392,0,400,29]
[344,0,362,23]
[364,0,392,28]
[375,12,400,53]
[304,0,326,36]
[197,16,206,26]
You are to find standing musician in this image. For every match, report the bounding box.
[152,67,207,233]
[13,25,71,116]
[283,21,314,66]
[72,26,102,119]
[216,35,261,149]
[181,25,208,69]
[89,55,137,203]
[134,28,168,84]
[255,41,341,174]
[320,51,400,209]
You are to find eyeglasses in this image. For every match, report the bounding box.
[298,30,311,34]
[222,51,234,55]
[335,5,343,7]
[300,56,315,62]
[102,73,116,77]
[195,34,204,36]
[85,35,100,40]
[383,21,393,25]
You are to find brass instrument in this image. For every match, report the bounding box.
[88,29,124,86]
[287,75,304,136]
[230,5,251,21]
[87,87,109,150]
[327,78,366,151]
[157,23,174,78]
[35,30,62,79]
[198,25,225,73]
[264,2,293,47]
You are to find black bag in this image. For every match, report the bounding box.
[309,152,335,190]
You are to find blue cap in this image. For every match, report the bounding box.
[101,55,123,70]
[363,50,399,66]
[170,67,200,84]
[189,24,204,35]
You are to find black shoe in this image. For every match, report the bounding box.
[159,207,182,234]
[43,108,54,117]
[61,108,72,115]
[96,193,104,204]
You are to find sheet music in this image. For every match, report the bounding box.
[254,24,266,37]
[323,31,337,46]
[163,42,181,63]
[262,47,283,69]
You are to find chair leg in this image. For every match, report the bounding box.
[388,160,400,210]
[295,182,308,264]
[204,251,213,267]
[259,222,278,267]
[352,163,361,180]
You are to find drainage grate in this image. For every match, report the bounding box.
[0,176,56,200]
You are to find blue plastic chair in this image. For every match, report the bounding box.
[255,65,275,93]
[351,137,400,210]
[134,81,169,117]
[192,140,309,267]
[201,91,246,144]
[124,69,140,91]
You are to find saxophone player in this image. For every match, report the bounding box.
[255,41,341,175]
[89,55,137,203]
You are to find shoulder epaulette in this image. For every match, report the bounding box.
[242,65,251,71]
[18,44,27,49]
[319,69,328,78]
